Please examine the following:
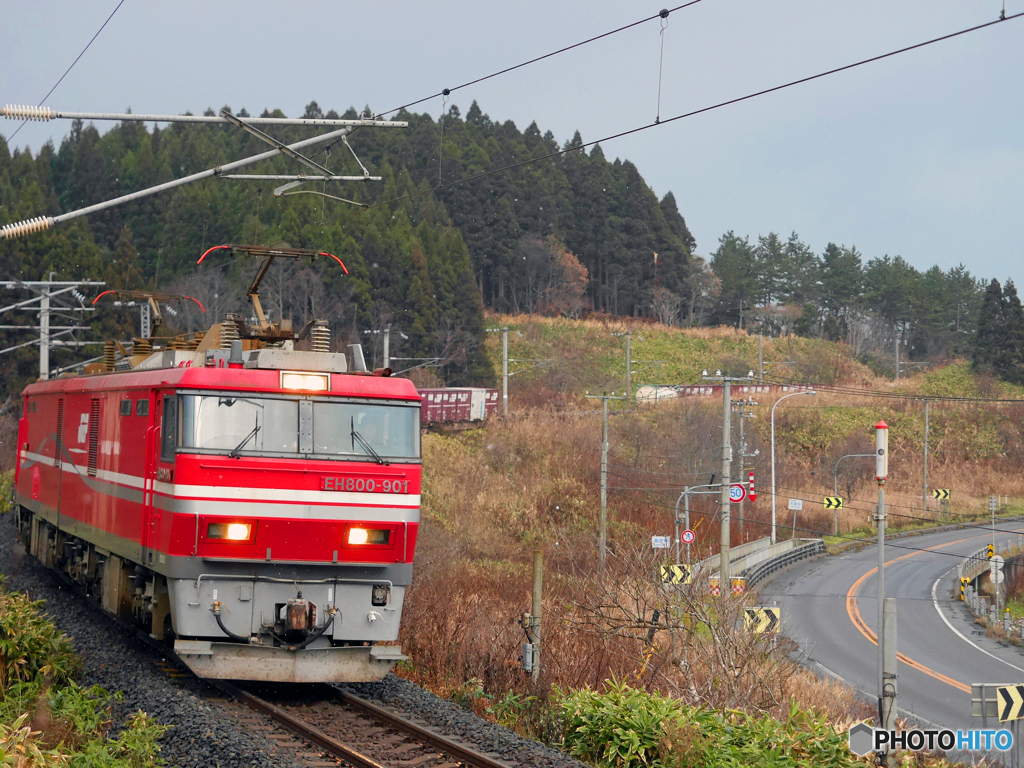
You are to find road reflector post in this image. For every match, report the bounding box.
[961,577,969,601]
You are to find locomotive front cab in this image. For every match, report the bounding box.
[149,367,421,682]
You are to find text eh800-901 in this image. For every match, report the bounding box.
[321,476,410,494]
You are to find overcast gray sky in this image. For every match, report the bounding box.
[2,1,1022,285]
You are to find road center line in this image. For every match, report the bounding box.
[846,537,974,694]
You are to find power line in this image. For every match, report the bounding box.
[322,10,1024,229]
[308,2,707,163]
[606,487,1024,563]
[3,0,127,149]
[377,1,707,119]
[759,372,1024,404]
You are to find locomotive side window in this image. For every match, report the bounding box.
[136,399,149,417]
[161,396,177,462]
[120,399,131,416]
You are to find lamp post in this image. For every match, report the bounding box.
[771,390,816,544]
[832,453,875,535]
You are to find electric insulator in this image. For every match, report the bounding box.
[0,216,53,239]
[103,340,116,372]
[220,314,241,349]
[310,320,330,353]
[133,338,153,356]
[2,105,54,121]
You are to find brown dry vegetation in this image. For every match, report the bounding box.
[399,320,1024,743]
[399,402,872,732]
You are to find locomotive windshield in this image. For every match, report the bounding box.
[171,393,419,460]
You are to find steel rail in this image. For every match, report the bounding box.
[334,688,513,768]
[216,682,387,768]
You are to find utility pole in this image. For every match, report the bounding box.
[502,327,508,417]
[485,327,511,417]
[0,276,104,379]
[922,399,929,515]
[383,324,390,369]
[702,370,752,583]
[720,379,731,581]
[586,393,625,576]
[895,336,900,381]
[733,399,758,540]
[875,420,890,749]
[758,333,764,383]
[40,282,50,379]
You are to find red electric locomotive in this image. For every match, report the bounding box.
[14,246,419,682]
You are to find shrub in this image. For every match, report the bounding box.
[0,588,80,695]
[554,680,871,768]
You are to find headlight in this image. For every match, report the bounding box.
[207,522,254,541]
[348,527,390,545]
[281,371,329,391]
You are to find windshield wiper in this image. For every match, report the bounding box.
[229,418,260,459]
[351,416,388,466]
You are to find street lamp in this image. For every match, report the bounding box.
[771,390,816,544]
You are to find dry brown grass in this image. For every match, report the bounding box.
[402,401,876,731]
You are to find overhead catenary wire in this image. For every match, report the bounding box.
[376,2,704,120]
[321,10,1024,229]
[3,0,127,149]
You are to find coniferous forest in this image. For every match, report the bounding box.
[0,99,1015,395]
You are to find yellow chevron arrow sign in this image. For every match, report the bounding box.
[660,564,692,585]
[823,496,843,510]
[744,607,780,634]
[932,488,951,501]
[998,684,1024,721]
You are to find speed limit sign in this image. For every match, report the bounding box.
[681,529,695,544]
[729,484,747,503]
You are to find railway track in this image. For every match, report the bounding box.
[215,681,515,768]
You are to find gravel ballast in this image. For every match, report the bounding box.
[340,676,590,768]
[1,511,588,767]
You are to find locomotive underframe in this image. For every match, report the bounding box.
[18,503,409,682]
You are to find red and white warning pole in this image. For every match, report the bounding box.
[748,470,756,501]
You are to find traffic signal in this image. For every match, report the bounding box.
[988,544,995,559]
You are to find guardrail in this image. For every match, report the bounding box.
[744,539,825,587]
[959,547,991,584]
[694,536,825,587]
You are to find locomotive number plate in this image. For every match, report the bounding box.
[321,476,410,494]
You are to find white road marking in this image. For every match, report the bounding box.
[931,573,1024,675]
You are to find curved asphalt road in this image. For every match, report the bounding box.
[762,524,1024,735]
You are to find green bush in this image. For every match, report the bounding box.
[0,587,80,694]
[0,584,166,766]
[555,679,870,768]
